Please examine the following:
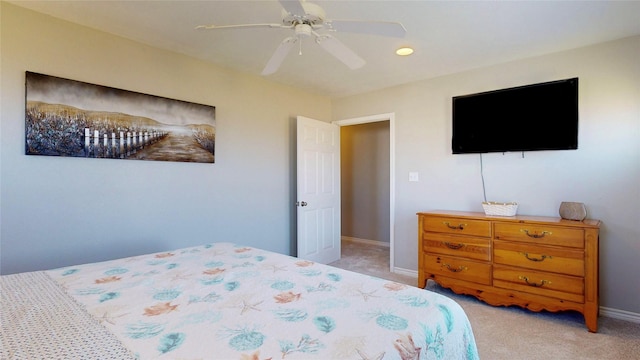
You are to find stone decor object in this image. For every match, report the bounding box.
[559,202,587,221]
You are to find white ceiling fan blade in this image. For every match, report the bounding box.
[326,20,407,38]
[262,36,298,75]
[196,23,287,30]
[316,35,365,70]
[279,0,306,16]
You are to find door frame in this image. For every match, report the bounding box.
[333,113,395,272]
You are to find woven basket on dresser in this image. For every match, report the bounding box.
[482,202,518,216]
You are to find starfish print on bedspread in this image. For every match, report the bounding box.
[263,264,288,273]
[170,271,194,282]
[236,299,264,315]
[356,349,385,360]
[96,310,129,325]
[356,288,380,301]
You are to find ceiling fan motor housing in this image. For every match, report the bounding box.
[281,2,326,27]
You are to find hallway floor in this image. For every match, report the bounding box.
[328,239,416,286]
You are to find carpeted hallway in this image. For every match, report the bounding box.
[329,240,640,360]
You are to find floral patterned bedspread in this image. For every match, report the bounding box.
[47,242,478,359]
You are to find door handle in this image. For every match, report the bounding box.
[297,201,308,207]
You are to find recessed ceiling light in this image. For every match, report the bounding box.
[396,47,414,56]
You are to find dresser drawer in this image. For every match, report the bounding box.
[493,265,584,303]
[494,223,584,248]
[423,254,491,285]
[493,241,584,276]
[423,233,491,261]
[423,216,491,237]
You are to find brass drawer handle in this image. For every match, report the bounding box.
[443,222,467,230]
[518,276,551,287]
[441,262,468,272]
[443,242,465,250]
[519,252,552,262]
[520,229,552,238]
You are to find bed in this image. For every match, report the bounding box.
[1,242,478,359]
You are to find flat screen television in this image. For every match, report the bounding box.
[452,78,578,154]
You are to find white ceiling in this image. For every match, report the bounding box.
[8,0,640,98]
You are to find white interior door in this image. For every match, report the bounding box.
[296,116,341,264]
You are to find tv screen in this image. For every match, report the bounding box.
[452,78,578,154]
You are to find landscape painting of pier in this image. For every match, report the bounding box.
[25,72,215,163]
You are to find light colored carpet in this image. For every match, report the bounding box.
[329,240,640,360]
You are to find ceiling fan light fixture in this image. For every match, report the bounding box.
[295,23,313,37]
[396,47,414,56]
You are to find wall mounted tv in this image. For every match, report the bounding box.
[452,77,578,154]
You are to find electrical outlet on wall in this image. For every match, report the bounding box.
[409,172,419,182]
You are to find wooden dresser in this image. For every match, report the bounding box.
[418,210,600,332]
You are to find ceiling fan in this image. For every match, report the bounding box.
[196,0,406,75]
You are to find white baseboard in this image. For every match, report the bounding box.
[600,306,640,324]
[391,267,640,324]
[392,267,418,278]
[341,236,390,248]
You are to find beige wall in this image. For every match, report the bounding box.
[340,121,390,244]
[0,3,330,273]
[332,35,640,314]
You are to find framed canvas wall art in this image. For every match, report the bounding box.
[25,72,216,163]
